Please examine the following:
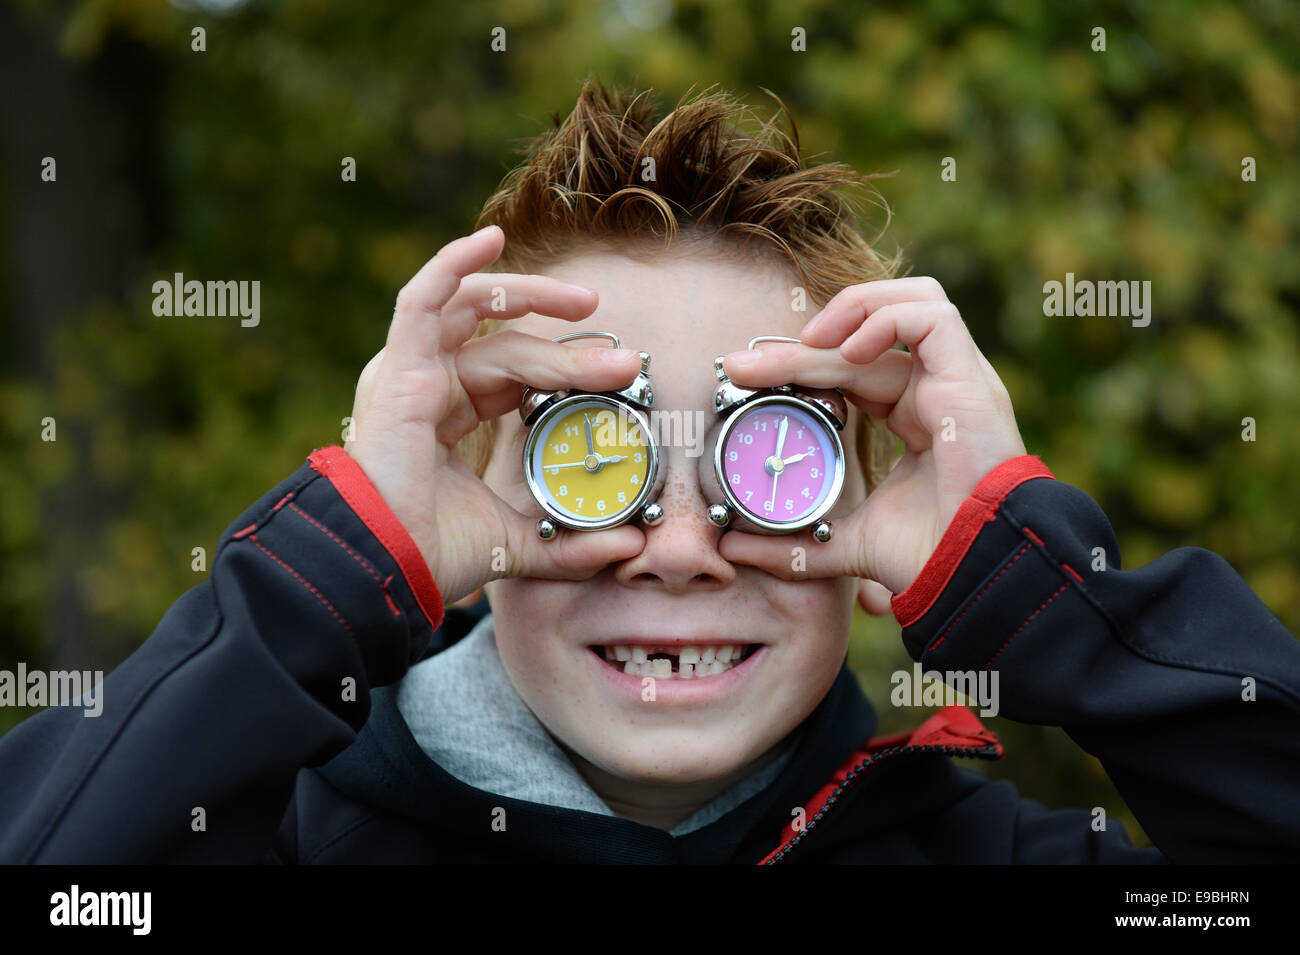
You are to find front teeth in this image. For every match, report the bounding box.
[603,645,749,680]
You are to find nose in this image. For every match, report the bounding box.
[614,449,736,593]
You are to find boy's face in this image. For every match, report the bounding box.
[482,246,867,785]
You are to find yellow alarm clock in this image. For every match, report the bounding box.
[519,332,666,539]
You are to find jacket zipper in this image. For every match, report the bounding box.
[764,740,1001,864]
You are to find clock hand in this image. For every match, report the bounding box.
[583,414,595,456]
[781,451,813,465]
[768,416,788,513]
[545,454,628,474]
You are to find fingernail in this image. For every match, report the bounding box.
[803,310,825,336]
[471,224,499,238]
[729,349,761,366]
[601,348,636,363]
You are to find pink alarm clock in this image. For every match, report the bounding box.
[700,336,848,542]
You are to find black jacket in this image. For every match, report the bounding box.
[2,446,1298,863]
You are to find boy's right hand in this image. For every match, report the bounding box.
[345,225,646,607]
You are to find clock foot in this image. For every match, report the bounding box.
[812,520,832,543]
[707,504,731,528]
[642,502,664,526]
[536,518,557,540]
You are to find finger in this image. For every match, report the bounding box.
[720,341,912,412]
[456,329,643,412]
[840,301,982,382]
[347,349,386,451]
[856,578,894,616]
[386,225,506,364]
[872,385,933,454]
[717,515,868,583]
[501,508,647,581]
[453,587,485,608]
[439,273,600,349]
[801,277,949,348]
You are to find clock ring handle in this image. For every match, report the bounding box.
[740,337,847,429]
[521,332,623,424]
[712,336,803,391]
[554,331,621,349]
[522,331,654,424]
[553,331,651,379]
[746,334,800,350]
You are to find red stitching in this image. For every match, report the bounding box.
[1062,563,1084,584]
[983,581,1071,670]
[307,446,443,631]
[248,534,365,667]
[1022,526,1044,547]
[233,492,296,540]
[288,503,381,582]
[288,502,402,620]
[382,576,401,617]
[929,543,1031,652]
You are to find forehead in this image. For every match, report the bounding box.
[507,246,807,408]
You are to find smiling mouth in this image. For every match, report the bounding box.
[589,644,759,680]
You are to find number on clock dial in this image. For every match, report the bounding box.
[535,403,650,520]
[722,405,836,523]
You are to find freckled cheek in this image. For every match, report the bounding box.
[486,580,576,680]
[764,576,856,644]
[762,582,854,721]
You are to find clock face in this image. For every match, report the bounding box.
[527,397,654,527]
[718,400,842,526]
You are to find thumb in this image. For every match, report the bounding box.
[856,578,894,616]
[452,587,485,608]
[717,507,870,582]
[346,349,386,453]
[502,508,646,581]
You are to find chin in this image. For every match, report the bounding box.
[578,730,769,785]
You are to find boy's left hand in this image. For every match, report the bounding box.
[716,277,1026,614]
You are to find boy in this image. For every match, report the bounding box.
[2,80,1298,863]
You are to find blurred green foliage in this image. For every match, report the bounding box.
[3,0,1298,849]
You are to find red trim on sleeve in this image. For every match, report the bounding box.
[307,446,445,632]
[890,455,1054,629]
